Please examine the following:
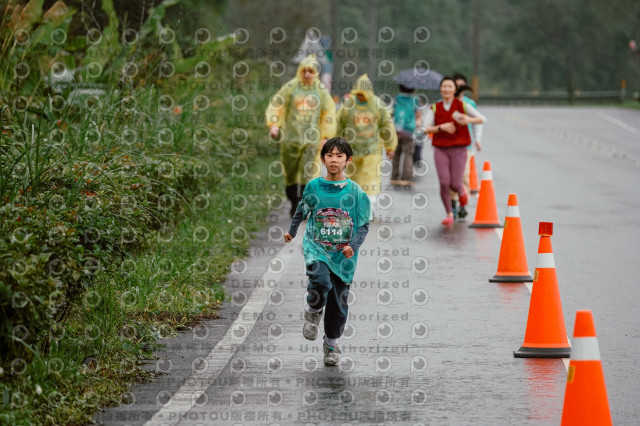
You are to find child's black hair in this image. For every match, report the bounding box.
[321,137,353,159]
[455,84,473,98]
[452,73,468,84]
[398,84,415,94]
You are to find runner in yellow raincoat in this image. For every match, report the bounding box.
[336,74,397,200]
[266,56,337,216]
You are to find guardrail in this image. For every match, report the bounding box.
[417,89,628,106]
[476,90,625,105]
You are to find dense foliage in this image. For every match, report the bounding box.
[1,1,279,423]
[221,0,640,95]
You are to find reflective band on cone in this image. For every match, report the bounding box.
[505,205,520,218]
[570,337,600,361]
[535,253,556,268]
[481,170,493,181]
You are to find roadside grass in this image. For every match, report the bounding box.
[0,151,281,425]
[1,50,281,425]
[621,99,640,109]
[0,1,284,423]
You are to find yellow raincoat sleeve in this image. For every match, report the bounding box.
[265,79,295,128]
[336,100,351,136]
[318,90,337,140]
[376,99,398,152]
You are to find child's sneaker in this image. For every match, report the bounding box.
[323,341,341,366]
[303,310,322,340]
[458,205,468,219]
[451,200,459,218]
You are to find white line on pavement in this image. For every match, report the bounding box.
[493,227,570,371]
[598,112,639,134]
[143,240,300,426]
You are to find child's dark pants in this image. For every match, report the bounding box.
[306,261,350,339]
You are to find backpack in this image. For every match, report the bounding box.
[393,94,416,138]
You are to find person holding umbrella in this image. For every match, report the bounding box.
[392,67,443,168]
[393,67,444,92]
[424,76,486,225]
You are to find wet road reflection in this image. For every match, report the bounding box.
[523,358,566,422]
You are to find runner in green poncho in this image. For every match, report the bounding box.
[336,74,397,201]
[266,55,337,216]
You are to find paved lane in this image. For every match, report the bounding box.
[96,106,640,425]
[484,106,640,424]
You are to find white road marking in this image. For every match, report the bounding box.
[143,240,300,426]
[598,112,639,134]
[507,113,640,168]
[493,228,570,371]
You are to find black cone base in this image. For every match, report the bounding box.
[489,273,534,283]
[469,223,504,228]
[513,346,571,358]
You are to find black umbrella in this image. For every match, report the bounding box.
[393,68,444,90]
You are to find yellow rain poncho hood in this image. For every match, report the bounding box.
[265,55,336,187]
[294,55,321,84]
[337,74,397,195]
[350,74,376,105]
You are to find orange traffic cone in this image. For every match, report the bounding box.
[469,161,502,228]
[561,310,612,426]
[514,222,571,357]
[469,154,479,194]
[489,194,533,282]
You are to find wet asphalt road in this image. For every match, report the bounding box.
[95,106,640,425]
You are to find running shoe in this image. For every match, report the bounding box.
[303,310,322,340]
[458,205,468,219]
[441,216,454,225]
[323,341,341,366]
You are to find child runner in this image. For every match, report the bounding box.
[284,137,371,366]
